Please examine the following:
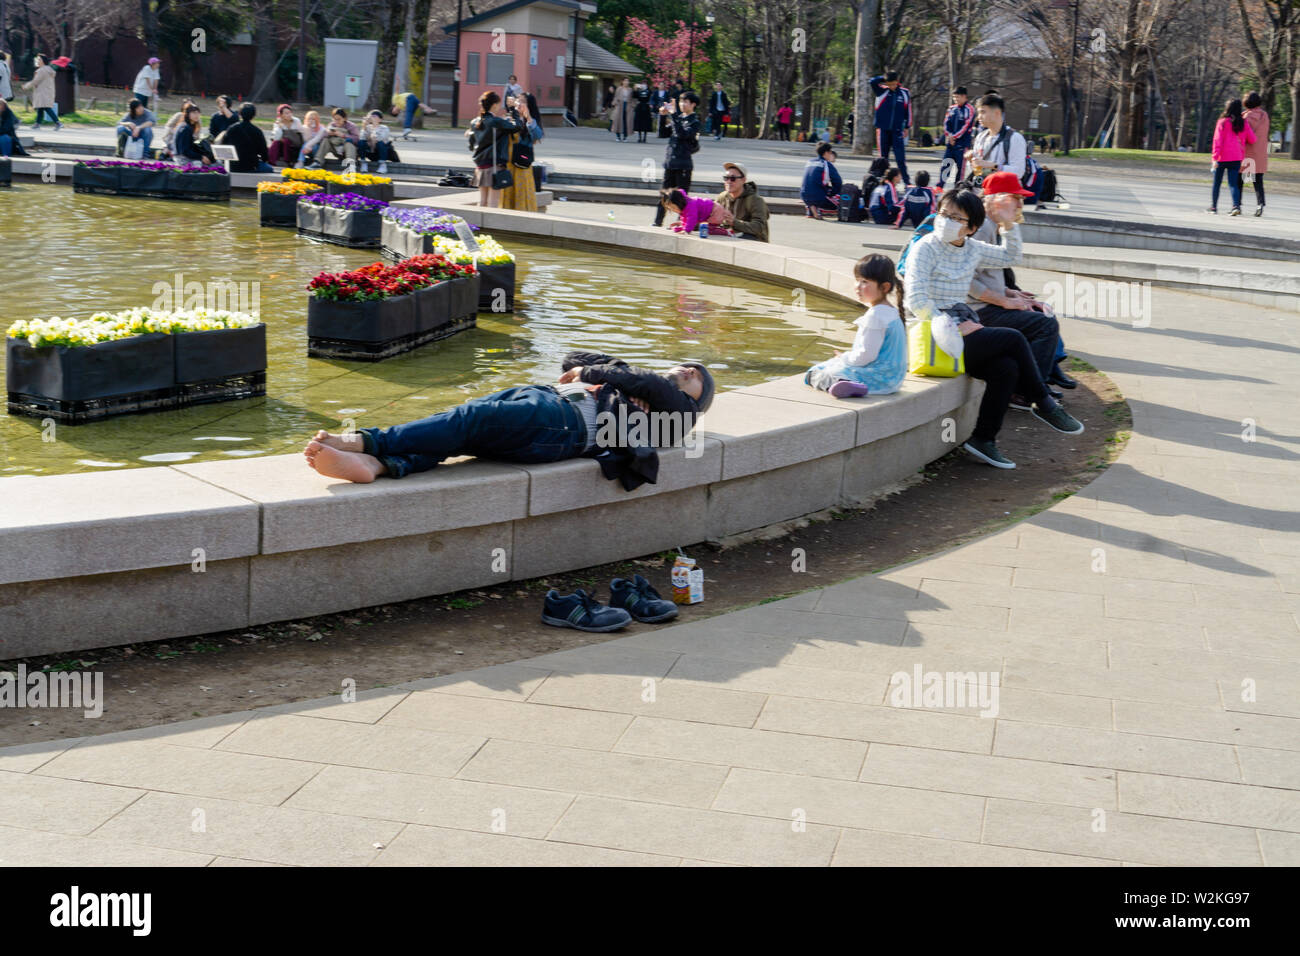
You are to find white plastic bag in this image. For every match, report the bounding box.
[123,136,145,160]
[931,310,965,359]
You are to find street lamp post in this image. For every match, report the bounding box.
[451,0,464,127]
[297,0,306,102]
[687,2,696,89]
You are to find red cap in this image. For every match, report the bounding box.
[980,170,1034,197]
[51,56,72,68]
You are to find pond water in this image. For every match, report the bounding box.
[1,186,859,477]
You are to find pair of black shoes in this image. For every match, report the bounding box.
[542,574,679,633]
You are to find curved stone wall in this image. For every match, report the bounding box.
[0,197,982,659]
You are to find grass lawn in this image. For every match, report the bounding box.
[12,106,120,127]
[1059,146,1300,183]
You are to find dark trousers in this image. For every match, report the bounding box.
[362,141,391,161]
[360,385,587,478]
[1211,161,1242,209]
[960,323,1052,442]
[777,122,791,140]
[710,110,726,137]
[1253,173,1265,206]
[940,142,967,186]
[655,167,692,225]
[973,304,1060,381]
[877,128,910,184]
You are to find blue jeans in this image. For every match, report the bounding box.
[117,125,154,153]
[363,141,391,161]
[877,128,910,184]
[255,161,273,172]
[360,385,588,478]
[0,134,12,156]
[33,105,58,126]
[1212,161,1242,209]
[402,93,419,129]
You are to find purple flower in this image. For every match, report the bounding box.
[381,206,479,235]
[78,159,227,174]
[301,192,390,211]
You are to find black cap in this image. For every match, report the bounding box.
[681,362,715,413]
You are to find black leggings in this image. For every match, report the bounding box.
[1254,173,1265,207]
[961,324,1052,442]
[654,167,692,225]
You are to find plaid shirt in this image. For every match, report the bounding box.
[902,225,1022,320]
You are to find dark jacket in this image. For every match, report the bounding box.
[222,120,269,172]
[563,350,704,491]
[469,112,525,167]
[633,87,654,132]
[210,111,237,140]
[173,123,206,161]
[708,89,731,114]
[0,106,25,154]
[664,111,700,170]
[714,182,770,242]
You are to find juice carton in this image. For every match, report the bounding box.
[671,553,704,605]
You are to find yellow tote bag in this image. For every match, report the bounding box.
[908,319,965,377]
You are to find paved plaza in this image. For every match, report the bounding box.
[1,131,1298,866]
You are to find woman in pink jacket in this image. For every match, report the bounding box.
[1209,98,1256,216]
[1242,91,1270,216]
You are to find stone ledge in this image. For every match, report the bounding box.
[0,469,259,586]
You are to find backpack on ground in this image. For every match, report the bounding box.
[838,182,864,222]
[1035,165,1060,203]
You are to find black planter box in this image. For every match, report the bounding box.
[0,158,11,187]
[326,180,394,203]
[414,281,452,334]
[449,274,481,319]
[307,283,479,361]
[166,168,231,201]
[174,324,267,384]
[259,190,319,227]
[380,218,428,260]
[477,262,516,313]
[7,327,266,422]
[71,163,230,201]
[297,203,383,247]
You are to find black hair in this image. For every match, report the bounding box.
[854,253,903,309]
[869,156,889,176]
[1224,98,1245,134]
[239,102,256,121]
[885,71,900,82]
[1244,91,1262,110]
[978,93,1004,112]
[660,187,688,210]
[984,89,998,96]
[885,167,901,182]
[915,170,930,187]
[817,141,835,157]
[333,107,347,118]
[954,86,967,96]
[939,188,985,233]
[680,91,700,106]
[478,91,500,115]
[128,100,145,114]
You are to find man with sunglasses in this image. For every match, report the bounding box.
[714,162,770,241]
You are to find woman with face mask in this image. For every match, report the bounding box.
[22,54,59,130]
[903,189,1083,469]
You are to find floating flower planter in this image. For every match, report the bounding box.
[380,210,515,313]
[305,254,480,361]
[6,309,266,423]
[257,180,324,227]
[283,168,395,203]
[296,192,388,247]
[71,159,230,201]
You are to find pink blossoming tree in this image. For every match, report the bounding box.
[624,17,713,85]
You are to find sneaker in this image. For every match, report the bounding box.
[402,128,413,140]
[54,122,64,131]
[828,380,870,399]
[1206,206,1217,214]
[1032,402,1085,434]
[609,574,679,623]
[376,161,388,174]
[359,160,369,172]
[1229,207,1242,216]
[963,438,1016,469]
[1254,205,1264,217]
[1048,366,1078,389]
[541,588,632,632]
[1008,394,1032,411]
[306,162,322,170]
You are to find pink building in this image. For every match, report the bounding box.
[433,0,642,123]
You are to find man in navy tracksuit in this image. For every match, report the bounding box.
[940,86,975,187]
[870,71,912,185]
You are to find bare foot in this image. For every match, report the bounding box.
[304,441,385,482]
[313,429,364,452]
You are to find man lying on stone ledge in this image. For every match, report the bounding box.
[304,351,716,490]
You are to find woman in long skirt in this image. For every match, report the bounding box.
[610,77,633,142]
[632,83,654,143]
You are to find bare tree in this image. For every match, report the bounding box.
[1235,0,1298,114]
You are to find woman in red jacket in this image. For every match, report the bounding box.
[1209,98,1256,216]
[1242,91,1270,216]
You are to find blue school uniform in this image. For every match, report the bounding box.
[898,185,936,228]
[868,182,901,224]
